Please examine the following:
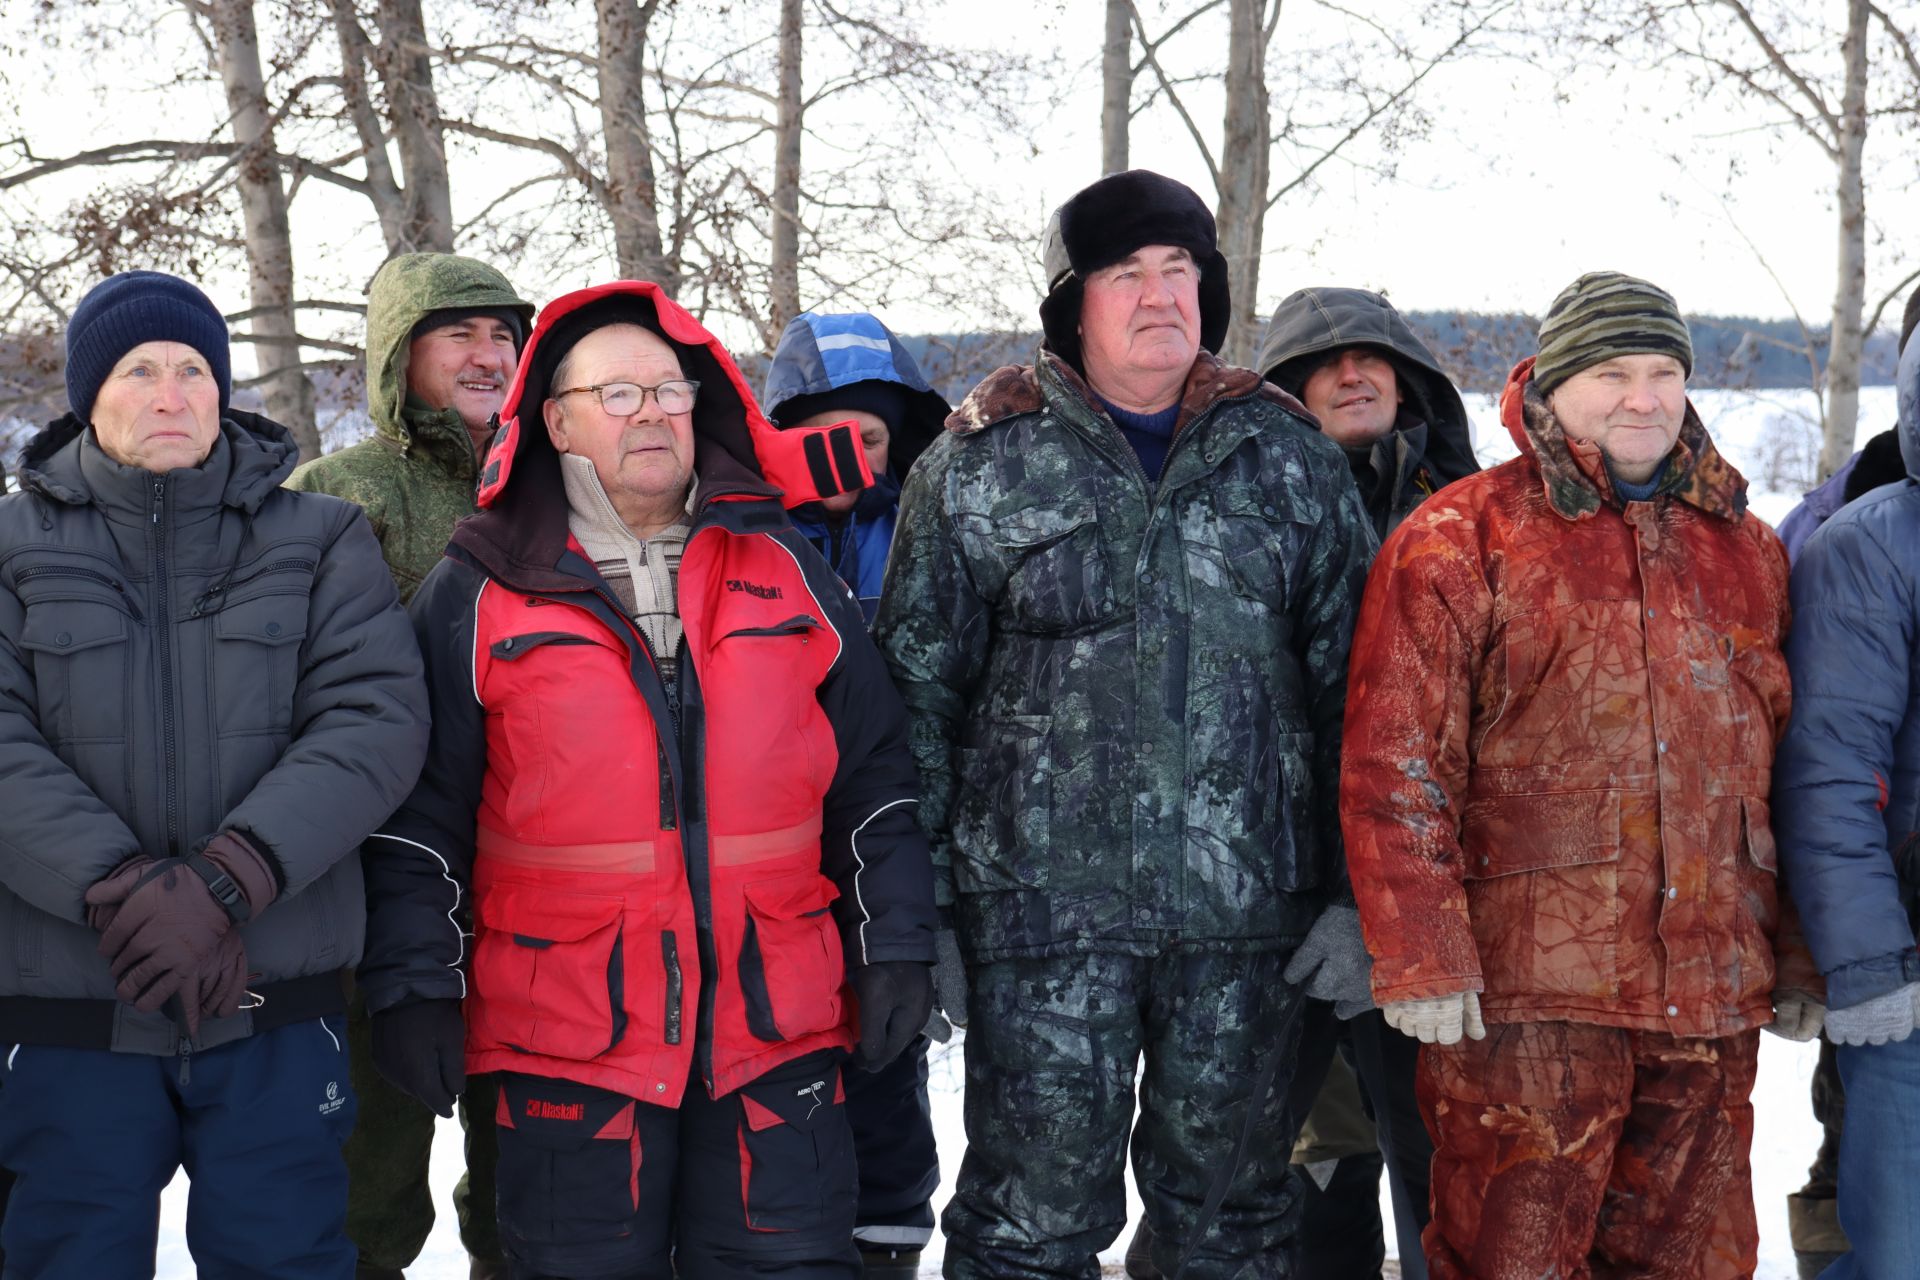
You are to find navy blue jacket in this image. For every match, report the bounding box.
[762,313,947,622]
[1775,338,1920,1010]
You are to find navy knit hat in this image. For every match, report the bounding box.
[65,271,231,423]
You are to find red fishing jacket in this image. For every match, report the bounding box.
[359,282,936,1102]
[1342,357,1816,1039]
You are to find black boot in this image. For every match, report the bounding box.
[1125,1216,1161,1280]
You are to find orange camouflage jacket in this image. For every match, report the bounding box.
[1341,356,1817,1038]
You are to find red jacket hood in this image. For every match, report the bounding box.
[477,280,873,511]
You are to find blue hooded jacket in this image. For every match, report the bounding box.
[762,312,948,624]
[1774,337,1920,1010]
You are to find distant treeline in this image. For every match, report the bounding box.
[1,313,1902,447]
[847,314,1907,408]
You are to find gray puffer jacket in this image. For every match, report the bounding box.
[0,411,429,1055]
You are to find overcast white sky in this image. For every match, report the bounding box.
[4,0,1916,343]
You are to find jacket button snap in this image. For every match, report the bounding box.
[265,622,281,637]
[1480,855,1490,866]
[502,637,515,651]
[1657,741,1668,754]
[1263,504,1277,517]
[656,1082,666,1093]
[1646,608,1657,618]
[1666,1005,1678,1016]
[1667,886,1677,899]
[54,632,70,647]
[1141,741,1155,755]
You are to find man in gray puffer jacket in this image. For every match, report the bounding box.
[0,271,428,1279]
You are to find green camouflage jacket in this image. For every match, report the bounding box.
[875,350,1375,961]
[286,253,533,601]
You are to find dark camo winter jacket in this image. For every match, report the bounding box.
[874,350,1375,962]
[0,412,428,1054]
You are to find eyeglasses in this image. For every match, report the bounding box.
[553,379,701,416]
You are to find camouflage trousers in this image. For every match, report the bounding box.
[1418,1021,1761,1280]
[942,948,1308,1280]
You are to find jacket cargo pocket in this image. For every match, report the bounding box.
[1213,485,1312,613]
[736,1056,854,1231]
[1271,731,1323,893]
[739,875,844,1043]
[18,601,129,744]
[212,594,310,734]
[1461,788,1623,1000]
[988,501,1113,633]
[1730,794,1783,1004]
[953,715,1052,894]
[472,886,627,1061]
[494,1074,642,1246]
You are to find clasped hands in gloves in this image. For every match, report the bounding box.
[83,830,278,1037]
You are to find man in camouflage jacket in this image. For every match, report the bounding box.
[875,170,1376,1279]
[287,251,533,1280]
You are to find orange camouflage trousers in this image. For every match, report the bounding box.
[1416,1021,1761,1280]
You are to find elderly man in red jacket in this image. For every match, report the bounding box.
[1341,272,1820,1279]
[357,281,937,1280]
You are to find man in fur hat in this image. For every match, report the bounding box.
[875,169,1377,1278]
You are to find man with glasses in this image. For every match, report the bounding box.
[358,283,937,1279]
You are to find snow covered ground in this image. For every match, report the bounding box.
[149,385,1895,1278]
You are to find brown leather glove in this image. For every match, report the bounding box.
[84,831,278,1024]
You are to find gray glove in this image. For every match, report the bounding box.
[1766,992,1826,1043]
[933,926,968,1029]
[1825,982,1920,1046]
[1283,905,1376,1020]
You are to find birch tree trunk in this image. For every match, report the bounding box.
[1822,0,1871,480]
[372,0,454,253]
[328,0,406,252]
[769,0,804,342]
[1101,0,1131,175]
[593,0,675,291]
[1214,0,1270,367]
[205,0,319,458]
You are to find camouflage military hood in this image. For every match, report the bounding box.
[364,252,534,447]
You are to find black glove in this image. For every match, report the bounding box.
[852,961,933,1072]
[371,998,467,1117]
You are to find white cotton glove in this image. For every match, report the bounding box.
[1765,992,1826,1043]
[1825,982,1920,1047]
[1382,991,1486,1045]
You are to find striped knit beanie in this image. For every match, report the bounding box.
[1534,271,1692,396]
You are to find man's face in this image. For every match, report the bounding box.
[789,407,890,515]
[408,316,519,433]
[89,340,223,473]
[1547,353,1688,485]
[1078,245,1202,394]
[1300,347,1403,448]
[542,324,696,512]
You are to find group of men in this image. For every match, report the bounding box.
[0,164,1916,1280]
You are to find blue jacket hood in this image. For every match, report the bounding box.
[762,312,948,482]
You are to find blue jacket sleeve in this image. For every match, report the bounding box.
[1774,507,1920,1010]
